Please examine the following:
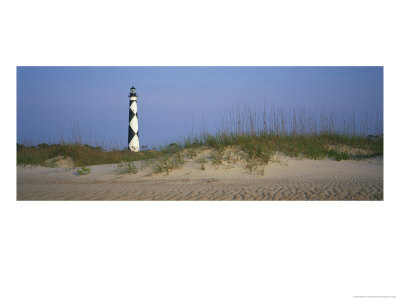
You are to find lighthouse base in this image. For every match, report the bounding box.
[130,146,139,152]
[129,135,140,152]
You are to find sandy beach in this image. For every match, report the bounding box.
[17,154,383,200]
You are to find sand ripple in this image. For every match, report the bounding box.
[17,176,383,200]
[17,156,383,200]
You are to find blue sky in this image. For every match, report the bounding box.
[17,66,383,149]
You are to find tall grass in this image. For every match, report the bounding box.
[182,104,383,162]
[17,121,164,167]
[17,143,162,167]
[17,104,383,168]
[215,104,382,137]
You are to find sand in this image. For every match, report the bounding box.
[16,153,383,200]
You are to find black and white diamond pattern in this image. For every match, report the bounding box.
[128,97,139,152]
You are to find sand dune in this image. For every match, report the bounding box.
[17,155,383,200]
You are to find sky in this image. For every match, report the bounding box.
[17,66,383,149]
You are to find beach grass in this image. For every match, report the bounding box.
[17,143,162,167]
[17,132,382,169]
[17,104,383,168]
[182,132,383,162]
[179,104,383,163]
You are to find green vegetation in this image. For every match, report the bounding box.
[76,166,91,175]
[17,105,383,172]
[183,132,383,163]
[197,155,206,170]
[16,134,383,172]
[117,161,139,174]
[150,143,185,175]
[17,143,162,167]
[178,104,383,164]
[126,162,138,174]
[210,148,224,165]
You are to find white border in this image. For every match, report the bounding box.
[2,1,399,300]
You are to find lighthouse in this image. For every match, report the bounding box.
[128,86,139,152]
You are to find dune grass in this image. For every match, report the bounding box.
[16,134,383,169]
[182,132,383,163]
[17,104,383,169]
[17,143,162,167]
[178,104,383,163]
